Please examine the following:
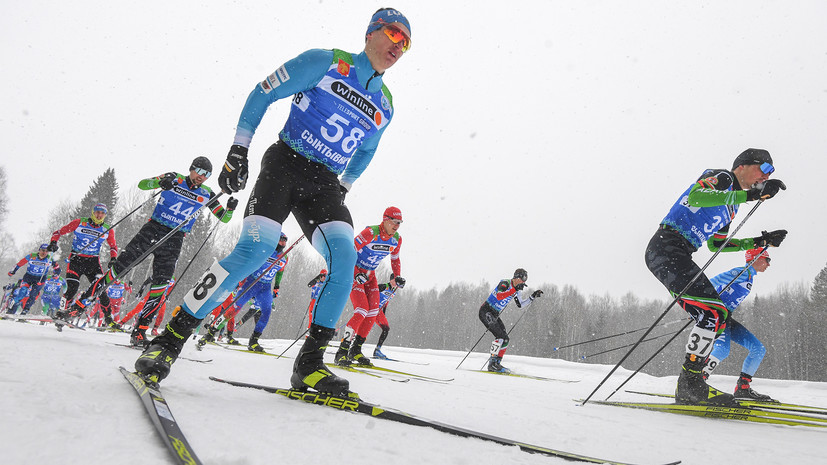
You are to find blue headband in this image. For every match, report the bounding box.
[366,8,411,37]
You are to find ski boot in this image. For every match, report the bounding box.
[226,332,241,346]
[676,354,737,406]
[372,346,389,360]
[130,327,149,349]
[487,356,511,374]
[196,324,217,350]
[334,337,352,367]
[291,324,351,396]
[135,307,200,385]
[734,373,774,402]
[348,335,373,367]
[248,331,264,352]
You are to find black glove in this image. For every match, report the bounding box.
[159,172,178,190]
[531,290,544,299]
[515,282,526,291]
[355,272,368,284]
[272,288,279,299]
[394,276,406,289]
[755,229,788,248]
[746,179,786,201]
[218,145,249,194]
[47,240,59,252]
[226,197,239,212]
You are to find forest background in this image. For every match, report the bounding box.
[1,166,825,382]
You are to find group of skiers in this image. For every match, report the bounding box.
[3,8,786,407]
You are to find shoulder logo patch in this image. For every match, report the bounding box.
[337,59,351,77]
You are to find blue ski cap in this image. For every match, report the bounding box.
[93,203,108,213]
[366,8,411,38]
[39,243,49,250]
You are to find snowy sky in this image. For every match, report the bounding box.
[3,1,827,300]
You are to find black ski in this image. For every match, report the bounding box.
[371,355,429,366]
[209,376,680,465]
[119,367,203,465]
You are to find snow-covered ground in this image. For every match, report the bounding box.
[1,320,824,465]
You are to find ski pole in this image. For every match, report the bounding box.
[165,206,228,295]
[457,306,511,369]
[602,244,771,400]
[580,329,681,360]
[69,191,162,257]
[279,328,309,357]
[581,200,764,406]
[553,318,686,351]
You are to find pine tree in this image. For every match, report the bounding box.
[810,263,827,305]
[0,166,15,264]
[72,168,119,220]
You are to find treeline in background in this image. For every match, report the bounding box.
[1,166,824,382]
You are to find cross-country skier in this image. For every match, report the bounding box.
[48,203,118,325]
[39,275,67,318]
[371,273,403,360]
[102,279,131,326]
[478,268,543,373]
[135,8,412,395]
[703,248,775,401]
[7,244,61,315]
[645,148,786,405]
[334,206,406,367]
[227,233,289,352]
[58,157,237,342]
[120,278,173,334]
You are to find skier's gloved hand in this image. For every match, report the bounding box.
[218,145,249,194]
[273,287,279,299]
[746,179,786,201]
[46,240,59,252]
[7,269,14,277]
[355,272,369,284]
[226,196,239,212]
[394,276,406,289]
[531,290,544,299]
[159,172,178,191]
[755,229,788,248]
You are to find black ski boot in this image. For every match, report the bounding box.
[348,335,373,367]
[291,324,351,396]
[196,324,217,349]
[130,316,152,348]
[676,354,736,406]
[734,373,774,402]
[248,331,264,352]
[135,307,201,385]
[487,356,511,374]
[334,337,352,367]
[226,331,241,346]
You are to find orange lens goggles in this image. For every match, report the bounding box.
[383,25,411,52]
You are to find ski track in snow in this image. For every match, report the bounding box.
[1,321,824,465]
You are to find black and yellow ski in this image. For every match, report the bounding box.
[587,398,827,428]
[210,376,681,465]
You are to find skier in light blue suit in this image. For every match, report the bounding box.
[137,8,412,396]
[704,247,775,401]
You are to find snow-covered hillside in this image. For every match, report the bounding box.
[2,320,824,465]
